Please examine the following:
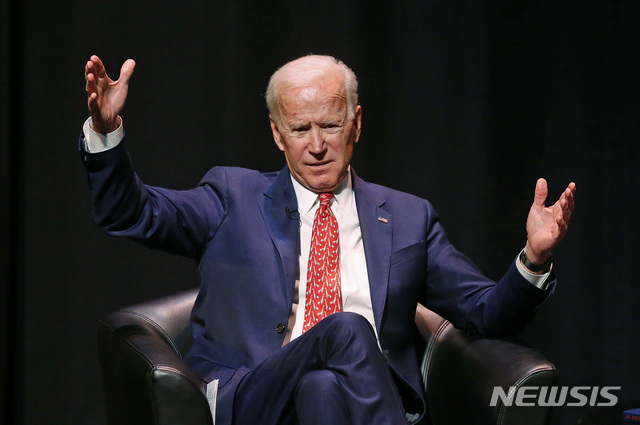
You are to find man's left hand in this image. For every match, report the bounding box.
[525,178,577,265]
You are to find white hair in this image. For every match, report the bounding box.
[265,55,358,126]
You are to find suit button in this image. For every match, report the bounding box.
[276,323,286,334]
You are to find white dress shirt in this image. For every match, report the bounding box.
[288,172,377,342]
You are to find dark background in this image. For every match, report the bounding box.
[2,1,639,424]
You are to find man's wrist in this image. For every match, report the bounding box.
[520,248,553,274]
[83,116,124,153]
[515,250,551,290]
[91,116,121,135]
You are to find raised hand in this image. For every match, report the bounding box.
[85,55,136,134]
[525,178,577,266]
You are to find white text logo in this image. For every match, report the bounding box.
[489,386,621,407]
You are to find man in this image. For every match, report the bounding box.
[82,54,575,425]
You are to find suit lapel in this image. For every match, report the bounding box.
[353,171,393,334]
[260,166,300,306]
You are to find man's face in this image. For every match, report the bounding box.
[270,74,362,193]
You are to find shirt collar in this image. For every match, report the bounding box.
[290,168,354,216]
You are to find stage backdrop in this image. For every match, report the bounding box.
[2,1,639,425]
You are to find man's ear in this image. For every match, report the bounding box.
[269,115,285,152]
[353,105,363,144]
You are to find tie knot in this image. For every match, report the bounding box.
[318,192,333,207]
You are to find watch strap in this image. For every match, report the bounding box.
[520,249,553,273]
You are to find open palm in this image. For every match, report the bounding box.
[525,178,576,264]
[85,55,136,134]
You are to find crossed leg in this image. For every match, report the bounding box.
[232,312,408,425]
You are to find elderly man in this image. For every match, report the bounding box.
[82,54,575,425]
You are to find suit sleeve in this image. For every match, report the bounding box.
[80,134,227,259]
[422,200,554,337]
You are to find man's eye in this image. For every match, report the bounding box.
[323,124,342,132]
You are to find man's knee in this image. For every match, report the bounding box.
[317,312,376,340]
[309,312,379,356]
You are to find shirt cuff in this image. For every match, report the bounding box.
[82,116,124,153]
[515,249,552,290]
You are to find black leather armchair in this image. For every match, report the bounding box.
[98,290,557,425]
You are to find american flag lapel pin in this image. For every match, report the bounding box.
[378,217,388,224]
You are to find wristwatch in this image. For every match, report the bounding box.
[519,249,553,273]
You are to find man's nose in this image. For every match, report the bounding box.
[308,127,325,154]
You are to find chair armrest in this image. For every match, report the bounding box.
[421,319,557,425]
[98,288,212,425]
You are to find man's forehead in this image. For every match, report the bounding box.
[298,87,320,102]
[280,80,347,108]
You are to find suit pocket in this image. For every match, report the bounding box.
[390,241,426,266]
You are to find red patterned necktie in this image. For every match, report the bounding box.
[303,192,342,332]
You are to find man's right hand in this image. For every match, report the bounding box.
[85,55,136,135]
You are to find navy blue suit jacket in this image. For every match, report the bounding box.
[82,138,553,424]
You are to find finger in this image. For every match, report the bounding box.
[87,92,99,113]
[568,182,576,210]
[85,71,96,93]
[559,184,575,213]
[90,55,108,78]
[558,196,572,225]
[117,59,136,85]
[85,60,96,85]
[565,187,575,213]
[533,178,548,207]
[85,58,104,95]
[554,204,569,233]
[85,59,93,78]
